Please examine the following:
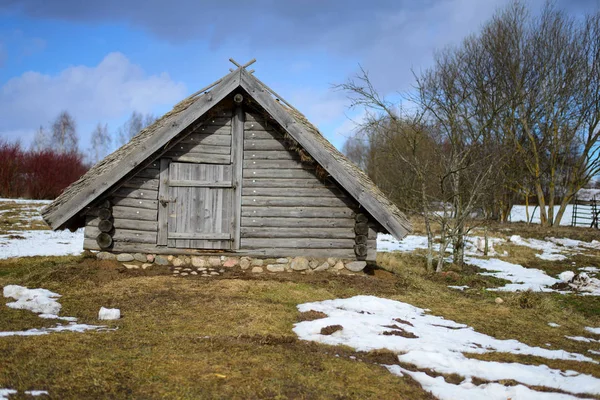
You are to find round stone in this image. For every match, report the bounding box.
[116,253,134,262]
[345,261,367,272]
[251,266,263,273]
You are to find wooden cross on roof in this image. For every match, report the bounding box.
[229,58,256,74]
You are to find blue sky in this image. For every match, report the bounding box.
[0,0,597,157]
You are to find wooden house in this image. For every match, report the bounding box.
[42,63,411,262]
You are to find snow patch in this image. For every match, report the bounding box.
[584,327,600,335]
[465,257,558,292]
[3,285,61,315]
[448,285,469,291]
[548,322,561,328]
[98,307,120,320]
[295,296,599,398]
[2,285,113,337]
[0,229,84,259]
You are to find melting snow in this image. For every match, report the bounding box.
[294,296,599,399]
[584,327,600,335]
[2,285,111,337]
[0,229,84,259]
[510,205,573,226]
[448,285,469,291]
[465,257,558,292]
[548,322,561,328]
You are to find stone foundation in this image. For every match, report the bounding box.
[95,252,367,276]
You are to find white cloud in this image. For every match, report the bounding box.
[0,52,186,145]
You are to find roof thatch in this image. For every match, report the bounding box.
[42,67,411,239]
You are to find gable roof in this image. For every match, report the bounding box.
[42,67,412,240]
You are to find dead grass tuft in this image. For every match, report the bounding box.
[297,310,328,321]
[320,325,343,335]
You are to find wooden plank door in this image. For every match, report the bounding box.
[165,162,234,249]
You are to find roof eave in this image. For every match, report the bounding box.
[42,69,243,230]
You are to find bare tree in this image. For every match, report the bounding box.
[51,111,78,154]
[31,125,49,151]
[116,111,157,147]
[88,123,111,165]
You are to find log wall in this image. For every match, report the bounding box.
[83,104,378,261]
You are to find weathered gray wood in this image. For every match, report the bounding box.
[98,208,112,220]
[96,233,112,249]
[83,238,358,259]
[170,180,232,188]
[185,125,231,136]
[355,235,368,245]
[86,226,157,244]
[110,197,158,210]
[354,244,368,258]
[241,187,342,198]
[165,153,232,164]
[168,143,231,155]
[242,178,333,188]
[244,120,273,131]
[167,162,233,250]
[87,216,158,232]
[243,169,316,179]
[98,219,113,233]
[113,187,158,200]
[242,160,309,169]
[241,238,355,249]
[244,130,281,140]
[44,69,240,230]
[204,117,232,126]
[231,105,244,250]
[241,227,355,239]
[243,151,297,160]
[120,178,159,191]
[244,139,287,151]
[241,196,351,208]
[169,232,231,240]
[241,217,355,228]
[245,112,273,123]
[355,222,369,235]
[133,168,160,179]
[157,158,170,246]
[240,69,411,239]
[242,207,355,218]
[356,214,368,223]
[175,134,231,146]
[112,206,157,221]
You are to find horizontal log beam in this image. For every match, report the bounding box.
[242,206,355,218]
[87,216,158,232]
[113,187,158,200]
[110,197,158,210]
[241,217,355,228]
[241,238,355,249]
[165,153,231,164]
[241,227,355,239]
[243,151,297,160]
[169,180,233,188]
[242,178,333,188]
[168,232,231,240]
[241,187,342,198]
[243,169,316,179]
[241,196,351,208]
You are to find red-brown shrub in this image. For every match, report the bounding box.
[0,140,88,199]
[0,140,25,198]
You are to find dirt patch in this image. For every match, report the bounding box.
[382,329,418,338]
[298,310,328,321]
[320,325,343,335]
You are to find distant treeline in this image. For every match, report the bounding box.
[0,140,88,199]
[1,109,156,200]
